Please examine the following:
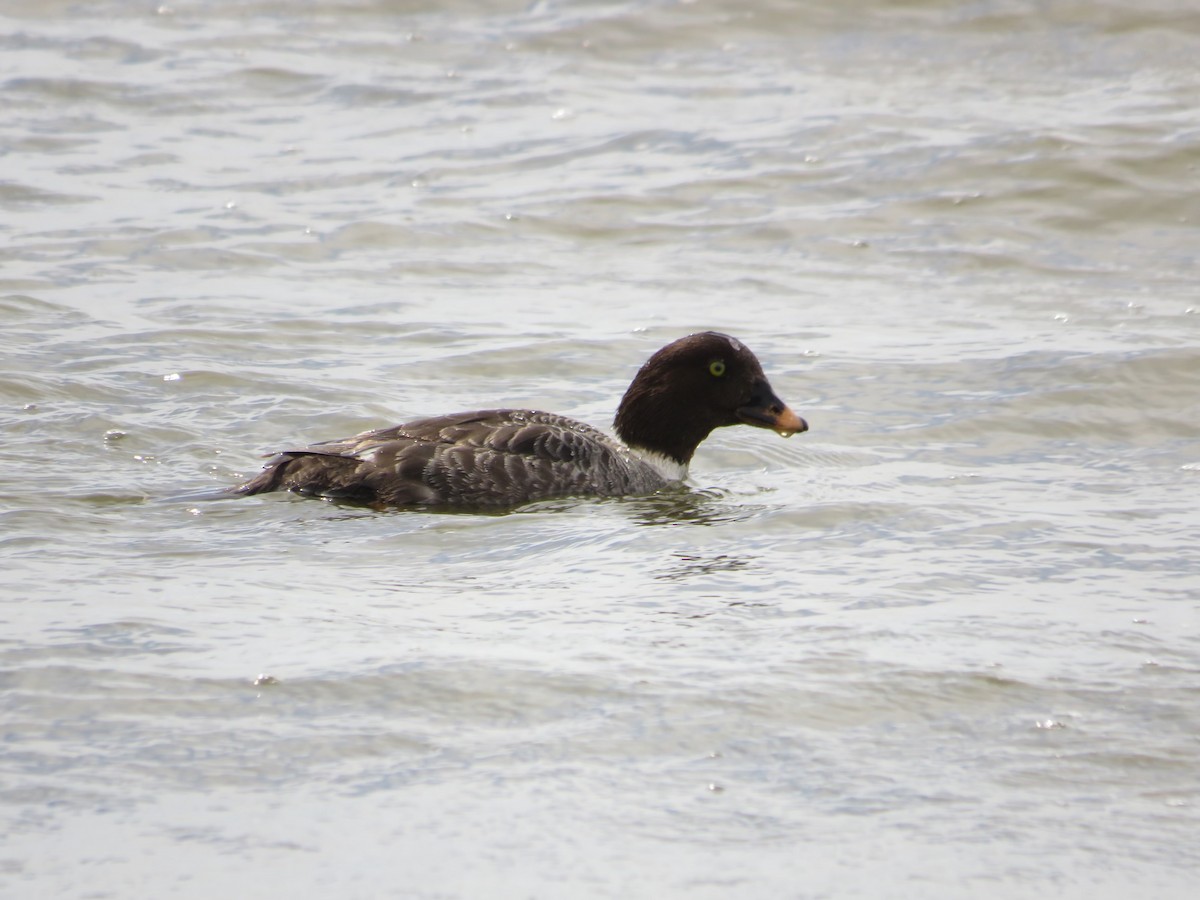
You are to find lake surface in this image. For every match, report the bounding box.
[3,1,1199,897]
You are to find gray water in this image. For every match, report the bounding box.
[3,1,1199,897]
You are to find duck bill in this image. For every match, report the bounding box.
[736,390,808,437]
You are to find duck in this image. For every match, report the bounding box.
[230,331,807,509]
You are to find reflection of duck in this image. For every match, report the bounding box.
[231,332,807,509]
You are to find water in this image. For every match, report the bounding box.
[3,1,1199,896]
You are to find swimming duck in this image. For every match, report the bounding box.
[231,331,806,508]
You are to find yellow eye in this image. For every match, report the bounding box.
[709,360,726,377]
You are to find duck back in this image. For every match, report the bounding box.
[233,409,671,508]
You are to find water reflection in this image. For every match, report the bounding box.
[614,487,765,528]
[654,550,757,583]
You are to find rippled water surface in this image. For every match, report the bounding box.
[3,1,1199,897]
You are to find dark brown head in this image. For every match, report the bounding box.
[613,331,807,465]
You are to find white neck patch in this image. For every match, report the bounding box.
[632,447,689,483]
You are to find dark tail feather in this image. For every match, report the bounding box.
[230,452,378,504]
[162,453,298,505]
[228,454,296,496]
[162,453,300,504]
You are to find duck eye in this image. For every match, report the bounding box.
[708,360,726,377]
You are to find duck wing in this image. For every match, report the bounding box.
[233,409,666,507]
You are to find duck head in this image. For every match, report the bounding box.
[613,331,807,466]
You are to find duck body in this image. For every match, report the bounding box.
[230,331,806,509]
[233,408,678,507]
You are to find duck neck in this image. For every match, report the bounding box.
[613,385,713,467]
